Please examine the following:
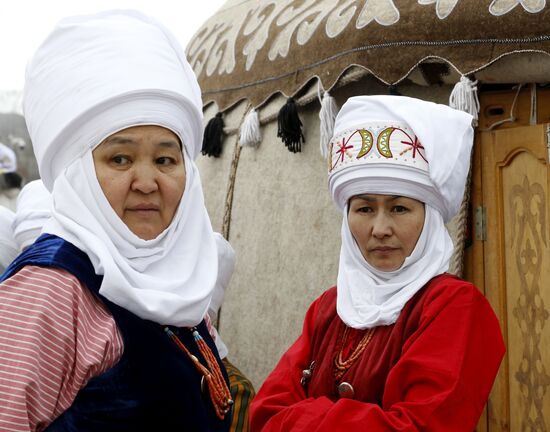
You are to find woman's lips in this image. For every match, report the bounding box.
[370,246,398,252]
[127,203,160,211]
[126,204,160,216]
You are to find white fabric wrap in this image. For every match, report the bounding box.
[0,207,18,271]
[44,151,217,327]
[208,232,236,359]
[23,10,217,327]
[337,205,453,328]
[13,180,52,251]
[209,233,236,322]
[329,95,473,329]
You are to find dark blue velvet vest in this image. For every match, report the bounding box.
[1,234,231,432]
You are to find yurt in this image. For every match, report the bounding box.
[187,1,550,430]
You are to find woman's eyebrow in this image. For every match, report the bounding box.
[354,194,403,201]
[158,140,180,149]
[103,136,135,145]
[101,137,180,148]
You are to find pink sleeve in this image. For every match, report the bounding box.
[0,266,123,431]
[250,284,504,432]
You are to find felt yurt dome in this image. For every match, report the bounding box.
[187,0,550,388]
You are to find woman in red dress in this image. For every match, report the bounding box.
[250,95,505,432]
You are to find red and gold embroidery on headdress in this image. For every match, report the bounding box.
[328,124,429,175]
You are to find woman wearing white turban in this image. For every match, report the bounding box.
[250,96,505,431]
[0,10,232,431]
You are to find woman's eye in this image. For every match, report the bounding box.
[392,205,408,213]
[357,206,373,213]
[156,156,176,165]
[112,155,130,165]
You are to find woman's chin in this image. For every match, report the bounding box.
[368,259,402,272]
[128,226,161,241]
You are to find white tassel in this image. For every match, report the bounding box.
[449,76,480,126]
[239,108,262,147]
[319,92,338,159]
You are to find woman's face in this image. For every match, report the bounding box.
[348,194,425,272]
[93,125,186,240]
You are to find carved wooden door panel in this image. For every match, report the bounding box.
[480,123,550,431]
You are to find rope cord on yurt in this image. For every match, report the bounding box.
[215,107,249,331]
[448,156,473,278]
[221,106,250,240]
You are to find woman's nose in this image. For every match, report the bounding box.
[130,163,159,194]
[371,214,393,238]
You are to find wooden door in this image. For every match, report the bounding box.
[472,89,550,431]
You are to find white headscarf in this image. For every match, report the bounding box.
[209,233,236,323]
[328,96,473,329]
[0,206,18,272]
[13,179,51,251]
[208,232,236,359]
[23,10,217,327]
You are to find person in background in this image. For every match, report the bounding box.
[0,10,231,431]
[0,179,48,273]
[0,142,21,211]
[250,95,505,431]
[12,179,51,251]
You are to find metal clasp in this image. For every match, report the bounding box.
[300,361,316,387]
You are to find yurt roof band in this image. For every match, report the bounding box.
[187,0,550,112]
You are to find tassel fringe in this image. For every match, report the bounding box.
[388,85,401,95]
[202,112,225,157]
[449,76,480,126]
[239,108,262,147]
[277,98,305,153]
[319,92,338,159]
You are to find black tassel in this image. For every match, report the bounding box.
[388,85,401,96]
[201,112,225,157]
[277,98,305,153]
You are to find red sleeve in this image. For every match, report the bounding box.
[250,282,505,432]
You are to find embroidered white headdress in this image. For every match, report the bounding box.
[328,95,473,328]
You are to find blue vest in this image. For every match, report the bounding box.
[1,234,231,432]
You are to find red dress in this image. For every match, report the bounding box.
[250,274,505,431]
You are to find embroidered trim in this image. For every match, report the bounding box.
[328,123,429,174]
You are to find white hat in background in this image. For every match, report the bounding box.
[13,179,52,251]
[0,207,18,272]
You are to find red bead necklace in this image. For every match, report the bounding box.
[333,325,376,381]
[164,327,233,419]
